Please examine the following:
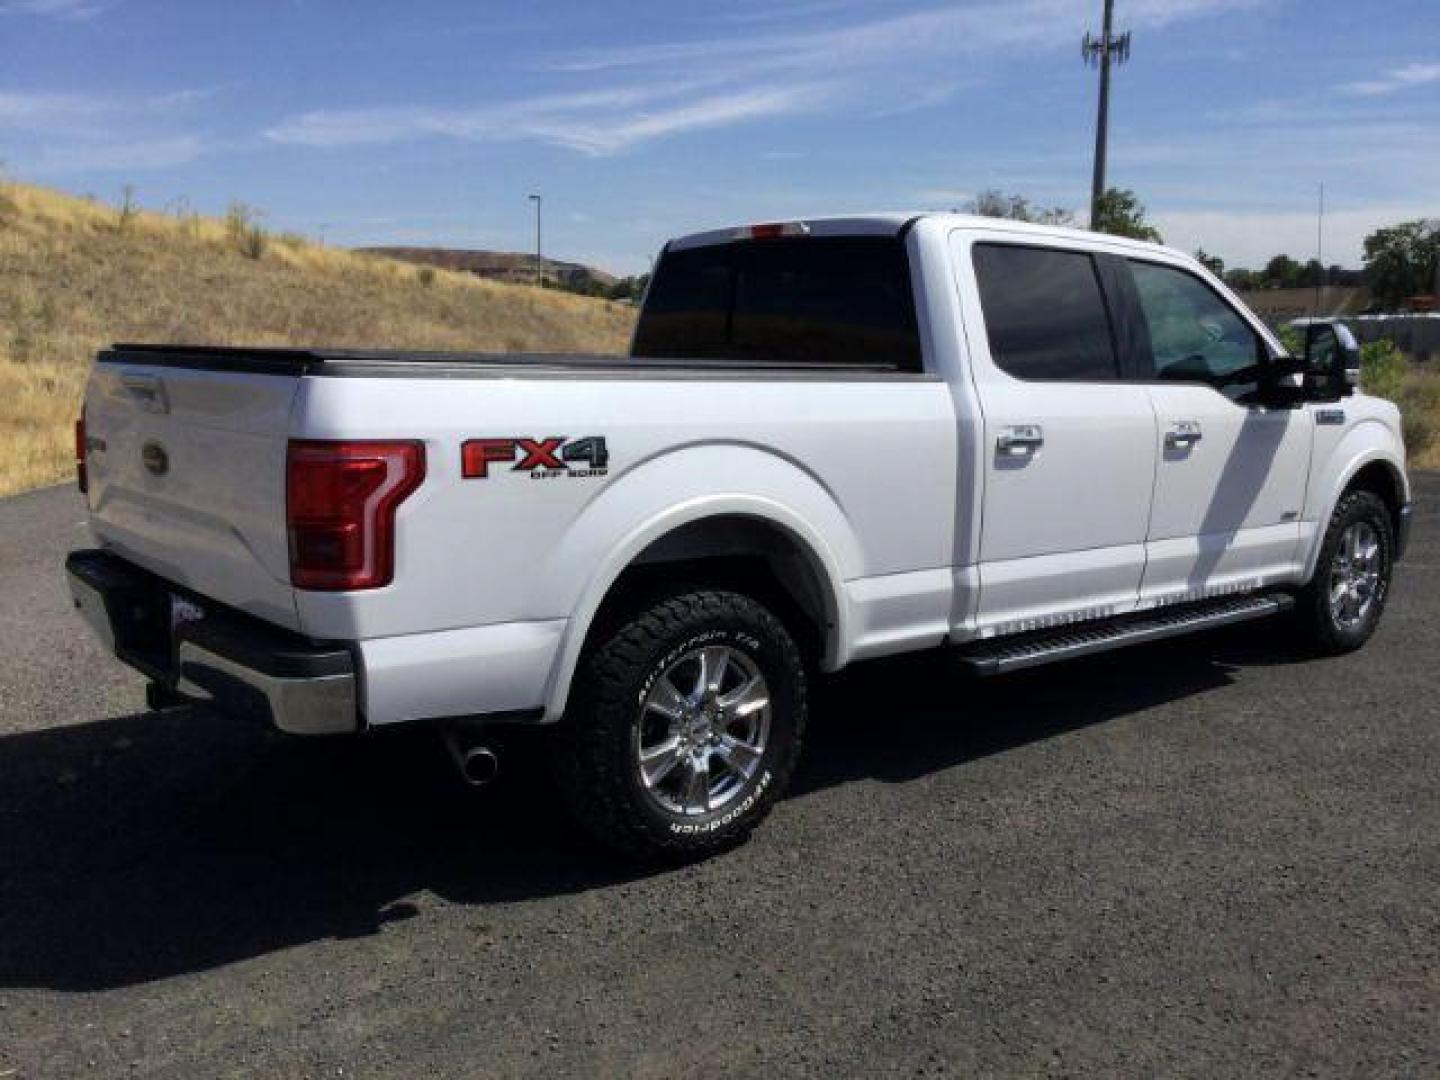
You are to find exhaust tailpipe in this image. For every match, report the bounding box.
[443,730,500,788]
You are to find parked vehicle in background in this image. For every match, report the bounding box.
[67,214,1412,859]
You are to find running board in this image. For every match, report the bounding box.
[956,593,1295,677]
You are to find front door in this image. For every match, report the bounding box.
[1123,258,1313,604]
[956,236,1158,637]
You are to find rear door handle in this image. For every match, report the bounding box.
[1164,420,1203,449]
[997,424,1044,455]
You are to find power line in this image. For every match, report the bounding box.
[1083,0,1132,229]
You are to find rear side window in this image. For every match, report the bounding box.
[972,244,1119,381]
[633,236,922,371]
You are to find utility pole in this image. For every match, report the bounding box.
[1315,182,1325,316]
[1083,0,1132,229]
[528,193,543,286]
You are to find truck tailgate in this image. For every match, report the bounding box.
[83,360,301,629]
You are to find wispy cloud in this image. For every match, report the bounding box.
[0,91,111,126]
[1343,62,1440,98]
[266,81,836,155]
[31,135,206,172]
[0,0,106,19]
[542,0,1262,74]
[0,87,210,172]
[265,0,1265,158]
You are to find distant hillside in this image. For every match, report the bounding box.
[362,247,619,292]
[0,182,636,497]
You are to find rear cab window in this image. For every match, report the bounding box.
[971,243,1120,381]
[633,236,923,372]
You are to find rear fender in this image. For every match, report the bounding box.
[535,444,859,721]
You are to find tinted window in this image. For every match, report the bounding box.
[632,236,921,371]
[972,244,1119,381]
[1129,260,1265,392]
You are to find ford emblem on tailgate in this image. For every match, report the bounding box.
[141,441,170,476]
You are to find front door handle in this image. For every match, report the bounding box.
[1164,421,1203,449]
[997,424,1044,455]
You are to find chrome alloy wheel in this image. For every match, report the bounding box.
[1329,520,1383,630]
[633,645,771,817]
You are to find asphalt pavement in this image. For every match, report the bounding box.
[1,478,1436,1078]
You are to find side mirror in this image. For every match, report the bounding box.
[1302,321,1360,400]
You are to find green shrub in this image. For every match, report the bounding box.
[417,265,436,287]
[114,184,138,233]
[1396,372,1439,459]
[225,201,267,259]
[1276,323,1303,357]
[1359,338,1407,400]
[1348,337,1438,461]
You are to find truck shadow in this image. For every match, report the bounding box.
[0,622,1312,993]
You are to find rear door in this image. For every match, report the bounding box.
[84,358,301,628]
[953,233,1158,637]
[1121,259,1313,604]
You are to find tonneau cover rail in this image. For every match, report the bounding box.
[99,344,921,379]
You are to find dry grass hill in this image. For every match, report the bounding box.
[361,246,619,291]
[0,181,636,497]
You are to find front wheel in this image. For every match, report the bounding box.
[1295,489,1395,655]
[554,590,807,861]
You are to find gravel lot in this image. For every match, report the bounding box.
[1,478,1436,1078]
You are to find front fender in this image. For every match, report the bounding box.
[1301,419,1408,581]
[535,443,862,721]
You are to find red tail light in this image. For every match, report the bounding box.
[75,408,88,494]
[286,440,425,591]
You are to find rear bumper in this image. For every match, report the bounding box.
[66,549,359,736]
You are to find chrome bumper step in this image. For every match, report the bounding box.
[957,593,1295,676]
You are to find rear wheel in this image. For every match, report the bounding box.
[554,590,807,861]
[1296,489,1395,655]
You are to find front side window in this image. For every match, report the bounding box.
[1129,260,1266,394]
[972,244,1120,381]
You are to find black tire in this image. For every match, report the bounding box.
[554,590,807,861]
[1295,489,1395,655]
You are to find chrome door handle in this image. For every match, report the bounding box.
[1164,421,1203,449]
[997,425,1044,455]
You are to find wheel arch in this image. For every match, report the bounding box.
[536,447,860,722]
[1303,432,1409,580]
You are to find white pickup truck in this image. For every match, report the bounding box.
[67,214,1413,859]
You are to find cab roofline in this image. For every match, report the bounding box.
[665,211,1173,259]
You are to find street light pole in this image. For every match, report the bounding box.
[1083,0,1132,229]
[528,194,543,287]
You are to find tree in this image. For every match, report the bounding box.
[1091,188,1161,242]
[965,189,1074,226]
[1224,267,1260,291]
[1194,248,1224,277]
[1263,254,1301,288]
[1363,219,1440,309]
[606,274,649,302]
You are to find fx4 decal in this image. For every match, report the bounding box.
[462,436,610,480]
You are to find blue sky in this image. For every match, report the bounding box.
[1,0,1436,275]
